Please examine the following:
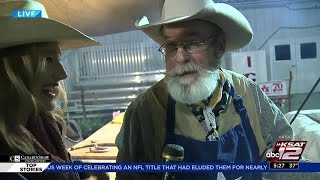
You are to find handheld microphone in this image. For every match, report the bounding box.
[162,144,184,180]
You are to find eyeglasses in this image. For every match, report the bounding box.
[158,36,216,56]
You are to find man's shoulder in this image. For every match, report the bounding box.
[128,80,168,110]
[223,69,255,88]
[122,80,168,128]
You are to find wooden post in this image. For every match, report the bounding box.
[81,87,87,119]
[288,71,293,112]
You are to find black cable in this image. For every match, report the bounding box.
[289,76,320,125]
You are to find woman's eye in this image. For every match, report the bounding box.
[46,57,53,63]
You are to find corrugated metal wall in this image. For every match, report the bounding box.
[62,30,165,90]
[60,30,165,120]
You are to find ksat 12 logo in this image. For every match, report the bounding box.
[266,141,307,162]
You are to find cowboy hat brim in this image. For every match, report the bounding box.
[0,17,101,50]
[135,3,253,52]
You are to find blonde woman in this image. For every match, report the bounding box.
[0,0,101,179]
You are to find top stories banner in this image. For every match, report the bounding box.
[0,141,316,173]
[0,155,51,173]
[43,162,319,173]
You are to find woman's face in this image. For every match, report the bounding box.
[30,42,67,112]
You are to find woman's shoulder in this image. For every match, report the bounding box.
[0,141,28,179]
[0,139,15,155]
[0,173,28,180]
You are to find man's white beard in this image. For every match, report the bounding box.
[164,63,220,104]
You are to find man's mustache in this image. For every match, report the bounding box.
[166,63,218,77]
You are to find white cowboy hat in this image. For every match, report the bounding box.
[0,0,101,50]
[135,0,253,52]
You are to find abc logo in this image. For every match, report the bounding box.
[266,148,280,162]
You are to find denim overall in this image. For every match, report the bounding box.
[165,85,262,180]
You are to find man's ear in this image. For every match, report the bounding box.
[216,36,226,58]
[218,35,226,52]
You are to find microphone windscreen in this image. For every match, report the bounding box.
[162,144,184,162]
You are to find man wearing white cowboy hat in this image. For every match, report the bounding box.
[116,0,320,180]
[0,0,107,180]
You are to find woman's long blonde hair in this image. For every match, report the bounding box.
[0,43,67,154]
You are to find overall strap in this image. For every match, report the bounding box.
[230,84,261,162]
[165,95,177,145]
[230,85,245,115]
